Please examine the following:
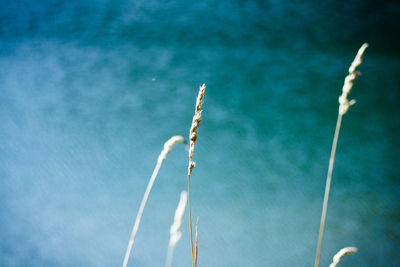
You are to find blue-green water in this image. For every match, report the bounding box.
[1,1,399,266]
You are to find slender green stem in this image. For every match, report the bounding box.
[314,112,343,267]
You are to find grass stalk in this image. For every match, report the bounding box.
[195,217,199,267]
[188,175,195,267]
[314,113,343,267]
[123,136,187,267]
[314,43,368,267]
[187,84,206,267]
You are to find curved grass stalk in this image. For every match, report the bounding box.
[314,43,368,267]
[329,247,358,267]
[122,136,188,267]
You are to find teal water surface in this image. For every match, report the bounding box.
[0,1,399,266]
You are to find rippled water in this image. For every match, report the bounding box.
[1,1,399,266]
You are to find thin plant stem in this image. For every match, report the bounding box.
[314,112,342,267]
[188,174,195,267]
[187,84,205,267]
[123,136,187,267]
[314,43,367,267]
[195,217,199,267]
[165,245,174,267]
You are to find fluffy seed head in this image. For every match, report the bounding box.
[169,191,188,248]
[339,43,368,115]
[158,136,187,163]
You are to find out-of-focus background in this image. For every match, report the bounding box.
[1,0,399,266]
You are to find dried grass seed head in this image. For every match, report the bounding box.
[329,247,358,267]
[338,43,368,115]
[159,136,187,163]
[169,191,187,247]
[188,84,205,176]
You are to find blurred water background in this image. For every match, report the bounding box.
[1,0,400,266]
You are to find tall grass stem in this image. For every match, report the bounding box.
[314,113,343,267]
[314,43,367,267]
[187,84,206,267]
